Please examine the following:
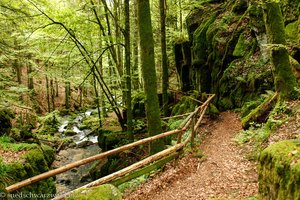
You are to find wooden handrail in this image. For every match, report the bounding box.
[5,129,183,193]
[5,94,215,196]
[53,143,185,200]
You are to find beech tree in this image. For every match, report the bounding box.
[263,0,298,100]
[137,0,165,154]
[160,0,169,116]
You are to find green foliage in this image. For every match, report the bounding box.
[0,136,38,152]
[37,111,61,135]
[171,92,199,116]
[285,21,299,41]
[117,174,148,193]
[132,119,146,133]
[132,92,146,118]
[167,119,184,130]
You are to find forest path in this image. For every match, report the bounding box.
[124,112,258,200]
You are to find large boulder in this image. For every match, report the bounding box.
[258,140,300,200]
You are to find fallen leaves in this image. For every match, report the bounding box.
[124,112,258,200]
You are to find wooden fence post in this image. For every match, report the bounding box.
[190,114,196,148]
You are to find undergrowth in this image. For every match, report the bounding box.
[0,136,38,151]
[235,99,300,159]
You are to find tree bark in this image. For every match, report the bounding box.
[132,0,140,90]
[50,79,55,111]
[124,0,133,141]
[137,0,165,154]
[27,55,34,90]
[263,1,298,100]
[65,81,71,109]
[160,0,169,116]
[45,75,51,113]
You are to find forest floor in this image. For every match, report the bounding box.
[124,112,258,200]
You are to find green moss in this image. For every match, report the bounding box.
[37,111,61,135]
[192,14,217,66]
[233,30,255,58]
[0,136,38,151]
[171,92,199,116]
[0,142,56,198]
[259,140,300,200]
[64,129,77,136]
[285,21,299,41]
[66,184,121,200]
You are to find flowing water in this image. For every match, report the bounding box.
[53,109,102,194]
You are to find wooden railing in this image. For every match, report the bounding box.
[5,94,215,199]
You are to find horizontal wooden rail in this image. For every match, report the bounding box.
[6,94,215,196]
[5,129,182,193]
[53,143,185,200]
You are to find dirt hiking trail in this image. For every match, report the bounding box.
[124,112,258,200]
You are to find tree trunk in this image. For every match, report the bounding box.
[65,81,71,109]
[27,65,34,90]
[50,79,55,111]
[27,55,34,90]
[178,0,183,32]
[263,1,298,100]
[55,78,59,97]
[160,0,169,116]
[93,73,102,127]
[45,75,51,113]
[137,0,164,154]
[132,0,140,90]
[124,0,133,141]
[14,59,22,84]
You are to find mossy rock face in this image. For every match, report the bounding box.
[0,144,56,198]
[66,184,121,200]
[180,0,300,110]
[218,55,274,110]
[258,140,300,200]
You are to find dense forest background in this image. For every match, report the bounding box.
[0,0,299,199]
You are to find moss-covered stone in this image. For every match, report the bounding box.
[66,184,121,200]
[64,129,77,136]
[218,55,273,110]
[0,143,56,198]
[258,140,300,200]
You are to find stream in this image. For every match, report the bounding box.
[52,109,102,194]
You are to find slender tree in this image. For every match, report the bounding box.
[124,0,133,141]
[137,0,165,154]
[160,0,169,116]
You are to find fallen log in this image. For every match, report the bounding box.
[241,92,278,129]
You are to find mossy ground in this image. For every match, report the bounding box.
[66,184,121,200]
[0,137,56,199]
